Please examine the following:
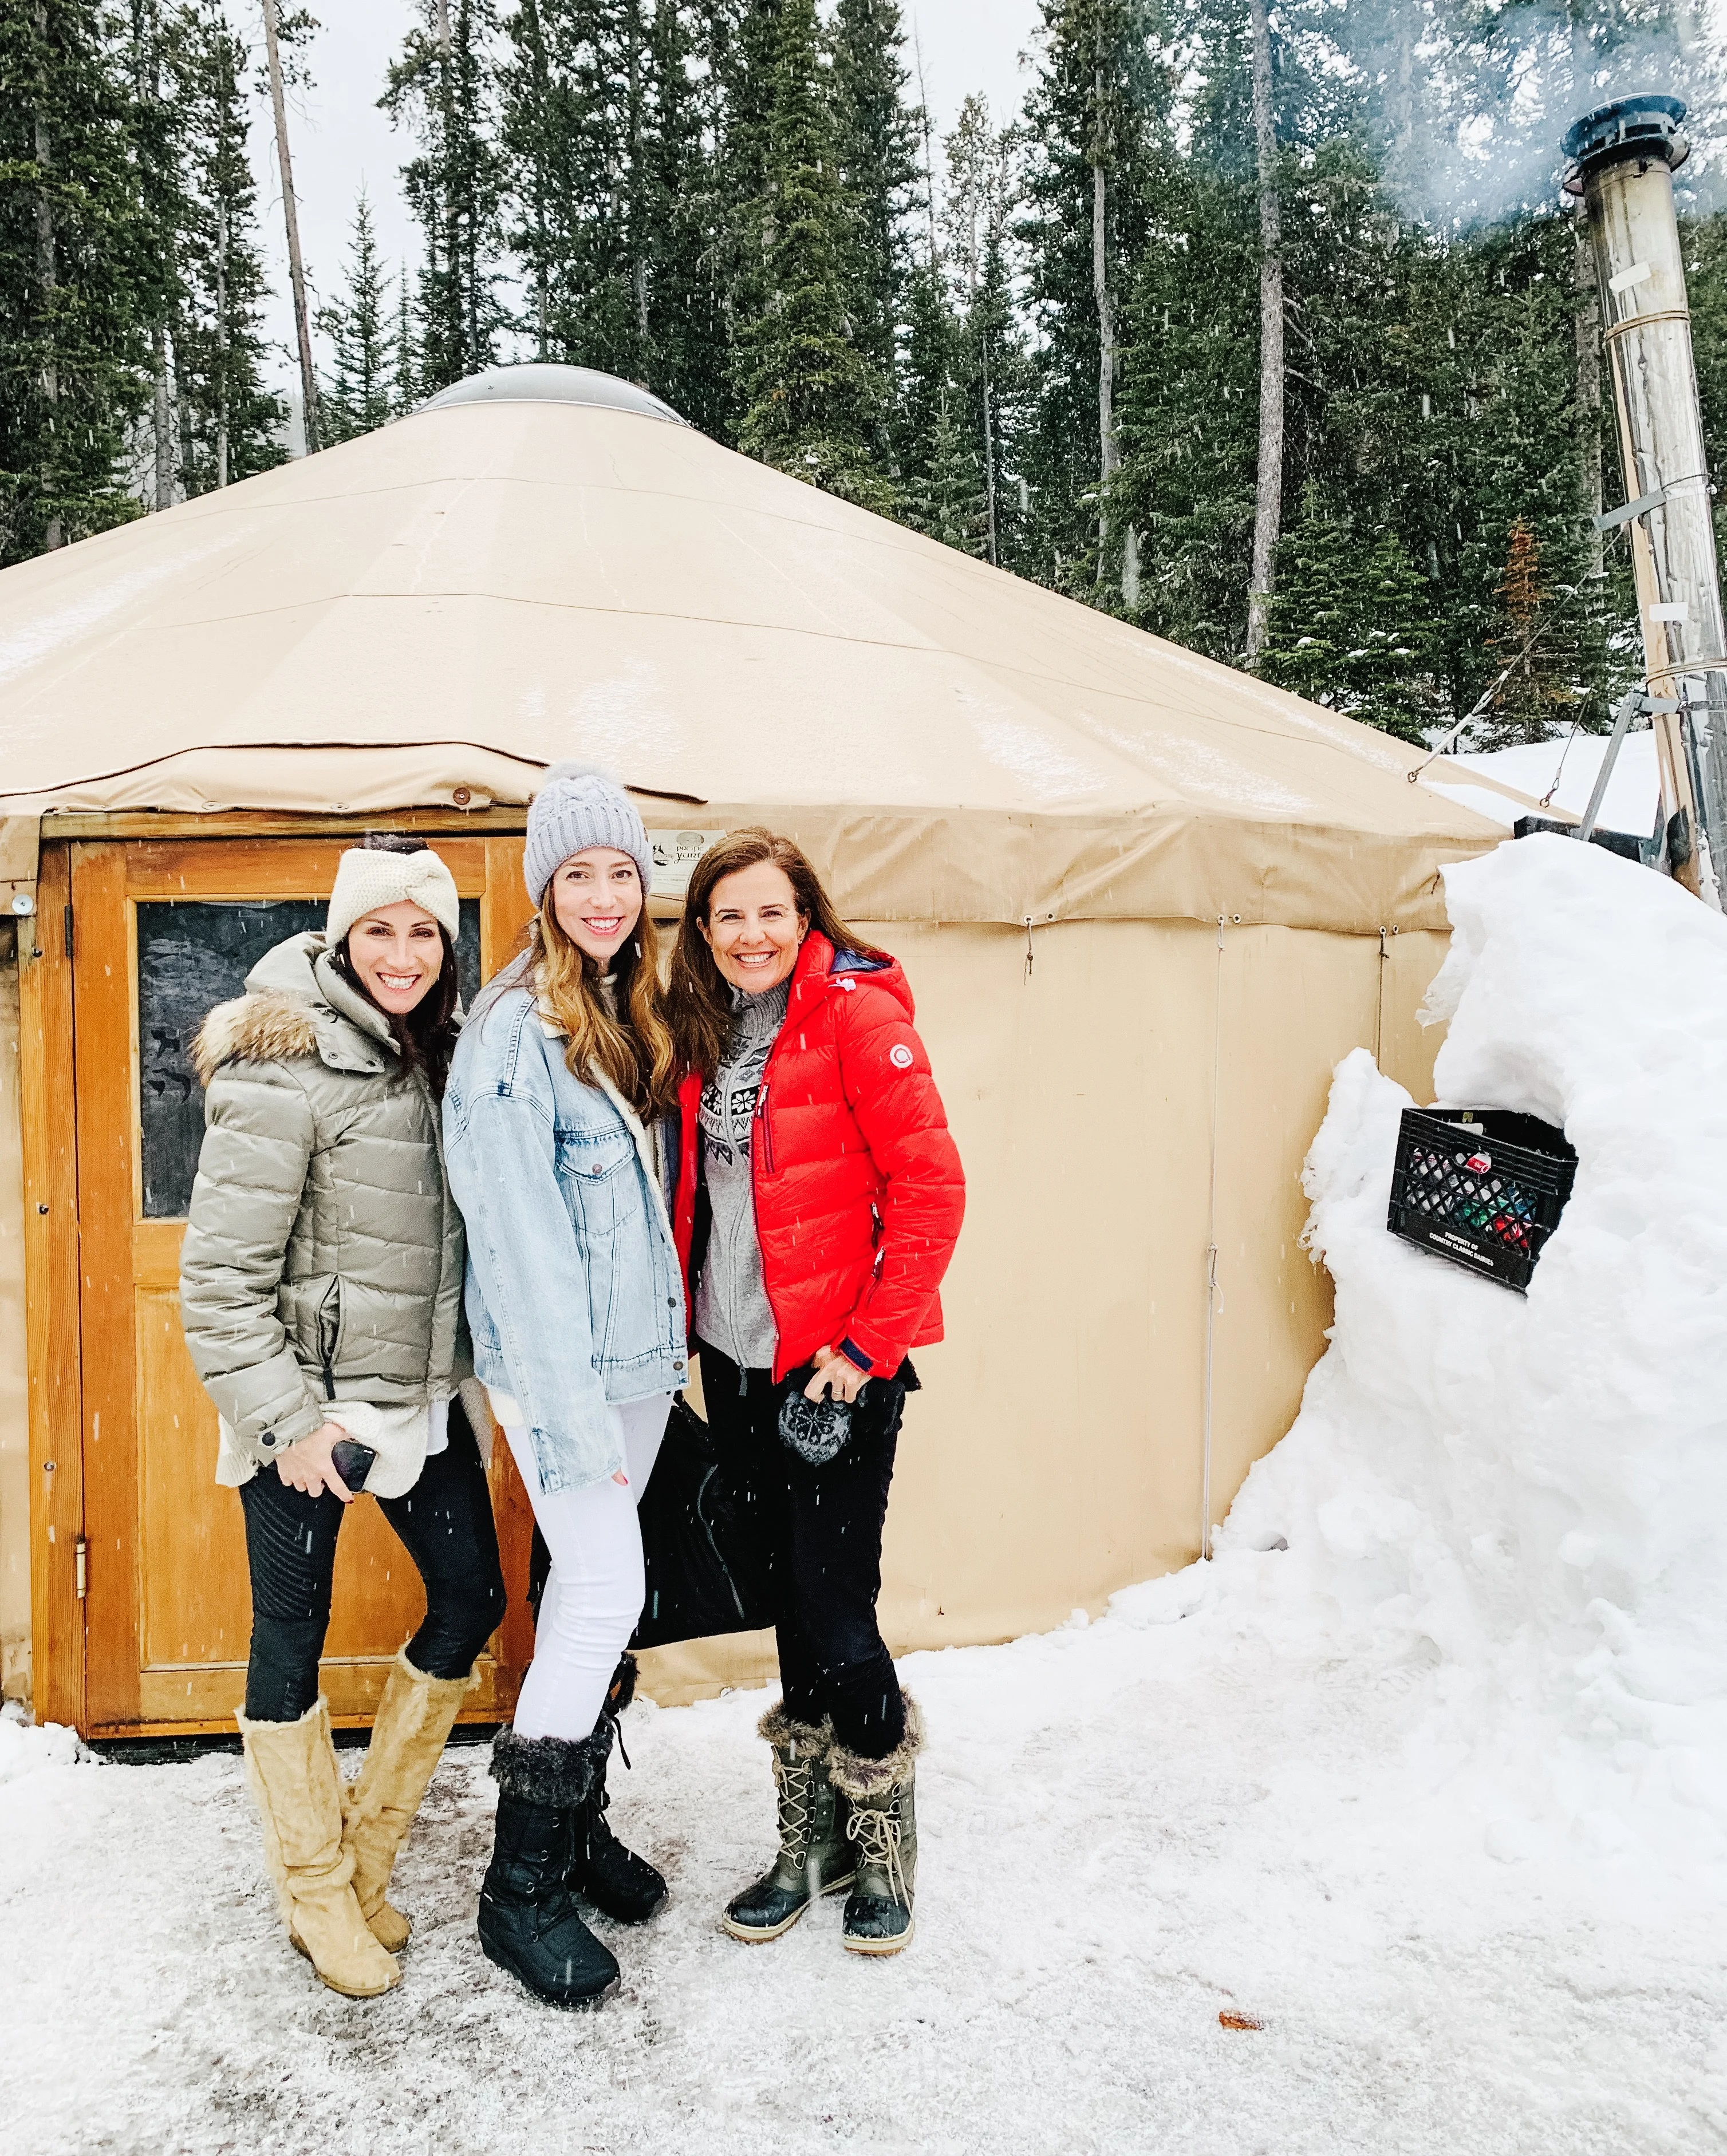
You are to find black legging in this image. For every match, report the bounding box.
[696,1340,913,1760]
[238,1396,508,1722]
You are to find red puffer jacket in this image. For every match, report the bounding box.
[673,933,965,1383]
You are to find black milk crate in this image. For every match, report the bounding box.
[1386,1107,1577,1294]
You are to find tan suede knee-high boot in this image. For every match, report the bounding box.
[344,1649,475,1950]
[238,1698,401,1998]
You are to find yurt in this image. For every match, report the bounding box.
[0,365,1520,1740]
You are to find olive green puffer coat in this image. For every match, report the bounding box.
[179,933,464,1483]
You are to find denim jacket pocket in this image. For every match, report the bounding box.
[557,1127,634,1181]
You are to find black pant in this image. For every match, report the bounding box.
[697,1340,912,1759]
[237,1397,508,1723]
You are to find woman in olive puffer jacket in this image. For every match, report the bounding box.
[180,835,506,2002]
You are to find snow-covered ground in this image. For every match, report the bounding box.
[1427,730,1660,836]
[6,835,1726,2155]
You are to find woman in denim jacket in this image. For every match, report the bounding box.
[444,765,685,2010]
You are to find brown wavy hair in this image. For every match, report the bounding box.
[479,878,677,1120]
[669,829,867,1081]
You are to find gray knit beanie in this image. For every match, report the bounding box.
[523,763,654,908]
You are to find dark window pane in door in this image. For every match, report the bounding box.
[138,898,482,1219]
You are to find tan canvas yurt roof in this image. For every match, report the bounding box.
[0,364,1509,925]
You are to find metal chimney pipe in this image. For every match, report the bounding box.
[1564,93,1727,906]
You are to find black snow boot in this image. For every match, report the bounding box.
[722,1703,855,1943]
[478,1729,620,2008]
[566,1653,667,1924]
[829,1692,923,1957]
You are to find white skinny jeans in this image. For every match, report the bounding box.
[503,1394,673,1742]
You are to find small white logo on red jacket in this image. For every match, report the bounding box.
[889,1044,914,1069]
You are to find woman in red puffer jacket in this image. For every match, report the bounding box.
[667,830,964,1960]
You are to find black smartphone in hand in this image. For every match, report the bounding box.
[329,1439,376,1494]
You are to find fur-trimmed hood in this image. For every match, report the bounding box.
[191,990,322,1087]
[192,932,393,1087]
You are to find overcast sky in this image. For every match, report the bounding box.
[253,0,1045,391]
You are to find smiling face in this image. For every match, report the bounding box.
[345,901,447,1016]
[699,860,808,994]
[550,847,645,966]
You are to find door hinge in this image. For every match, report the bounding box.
[74,1536,87,1600]
[63,902,73,961]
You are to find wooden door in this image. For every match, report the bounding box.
[68,835,537,1736]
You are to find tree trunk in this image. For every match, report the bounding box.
[33,5,61,551]
[1245,0,1283,661]
[1567,11,1603,581]
[261,0,320,453]
[152,329,173,508]
[1575,227,1602,577]
[133,6,175,510]
[1091,73,1117,582]
[629,3,648,356]
[215,196,230,488]
[981,336,997,567]
[913,33,940,267]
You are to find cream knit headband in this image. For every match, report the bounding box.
[326,846,461,949]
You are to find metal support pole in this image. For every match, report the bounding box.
[1575,688,1679,847]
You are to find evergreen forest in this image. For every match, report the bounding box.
[3,1,1726,751]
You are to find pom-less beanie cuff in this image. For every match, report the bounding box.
[523,763,654,908]
[326,846,461,949]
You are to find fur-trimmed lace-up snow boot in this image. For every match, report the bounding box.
[722,1703,856,1943]
[565,1652,667,1923]
[237,1697,401,1998]
[829,1692,923,1957]
[478,1729,620,2009]
[344,1649,477,1951]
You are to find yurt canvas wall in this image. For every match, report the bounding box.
[0,367,1519,1728]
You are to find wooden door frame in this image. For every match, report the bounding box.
[21,841,84,1729]
[21,816,535,1736]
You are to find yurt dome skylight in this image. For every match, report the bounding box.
[420,363,686,426]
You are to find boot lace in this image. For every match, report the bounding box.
[845,1796,909,1907]
[772,1750,817,1860]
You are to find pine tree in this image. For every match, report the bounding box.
[393,274,421,412]
[896,254,963,530]
[385,0,506,395]
[318,190,397,442]
[917,388,983,552]
[1686,206,1727,574]
[735,0,892,508]
[1019,0,1168,597]
[1257,488,1437,743]
[1479,518,1584,747]
[165,3,285,493]
[127,0,186,512]
[640,0,731,431]
[498,2,726,427]
[1113,144,1259,656]
[940,99,1026,569]
[714,0,790,441]
[0,1,150,563]
[827,0,918,403]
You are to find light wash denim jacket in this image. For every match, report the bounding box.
[443,982,687,1494]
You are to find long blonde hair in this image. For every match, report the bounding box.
[490,890,677,1119]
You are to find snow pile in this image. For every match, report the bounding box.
[0,1700,88,1786]
[1206,833,1727,1869]
[1428,731,1659,835]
